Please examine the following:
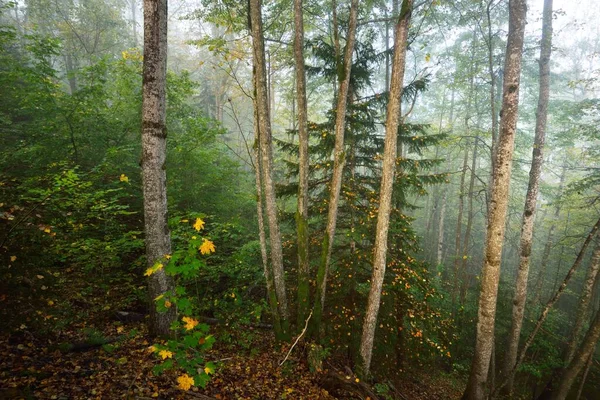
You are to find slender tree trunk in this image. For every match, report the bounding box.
[293,0,310,327]
[313,0,359,336]
[437,189,447,266]
[249,0,290,339]
[358,0,413,377]
[453,146,469,305]
[564,237,600,364]
[553,309,600,400]
[462,1,527,398]
[574,349,594,400]
[501,1,553,394]
[131,0,138,47]
[141,0,175,338]
[494,217,600,397]
[532,164,566,305]
[460,137,478,305]
[252,79,283,338]
[486,0,499,170]
[64,51,78,95]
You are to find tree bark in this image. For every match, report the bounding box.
[141,0,176,338]
[553,309,600,400]
[249,0,289,339]
[313,0,359,336]
[293,0,311,328]
[501,0,553,394]
[358,0,413,377]
[462,1,527,398]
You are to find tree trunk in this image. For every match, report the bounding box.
[486,0,499,172]
[437,189,447,266]
[462,1,527,398]
[313,0,359,336]
[249,0,290,340]
[553,309,600,400]
[293,0,310,329]
[501,0,553,394]
[131,0,138,47]
[532,163,566,305]
[358,0,413,377]
[453,146,469,306]
[574,348,594,400]
[253,84,283,338]
[141,0,176,338]
[460,137,478,305]
[564,236,600,364]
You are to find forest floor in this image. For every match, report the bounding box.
[0,269,463,400]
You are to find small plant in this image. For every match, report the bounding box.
[147,217,217,391]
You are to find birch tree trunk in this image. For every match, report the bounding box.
[249,0,289,339]
[293,0,310,328]
[553,309,600,400]
[462,1,527,398]
[358,0,413,377]
[313,0,359,336]
[141,0,175,338]
[501,1,553,394]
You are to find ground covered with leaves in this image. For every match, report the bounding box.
[0,266,462,400]
[0,317,462,400]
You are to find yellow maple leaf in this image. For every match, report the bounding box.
[182,316,199,331]
[204,365,215,375]
[199,239,216,255]
[119,174,129,183]
[148,345,157,353]
[44,227,51,233]
[10,255,17,262]
[193,218,205,232]
[177,374,195,390]
[116,326,124,333]
[158,349,173,359]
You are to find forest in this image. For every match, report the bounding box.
[0,0,599,399]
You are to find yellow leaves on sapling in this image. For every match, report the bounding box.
[182,316,199,331]
[193,218,205,232]
[177,373,195,390]
[158,349,173,359]
[119,174,129,183]
[204,363,215,375]
[199,239,215,255]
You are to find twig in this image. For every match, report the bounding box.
[279,310,312,366]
